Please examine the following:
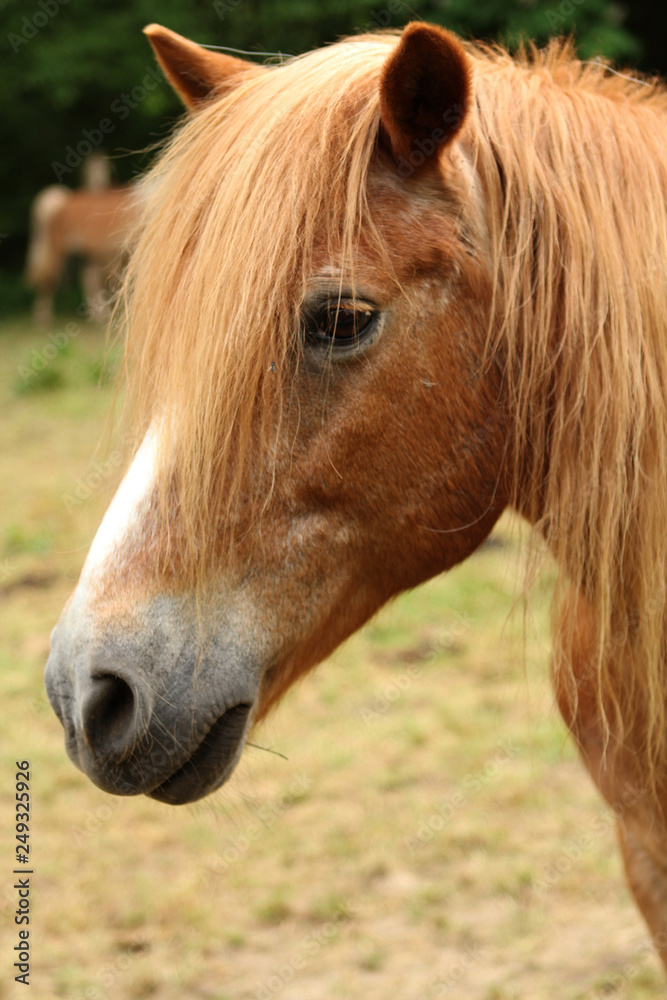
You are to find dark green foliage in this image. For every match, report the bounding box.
[0,0,649,316]
[14,364,65,396]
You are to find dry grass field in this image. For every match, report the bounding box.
[0,315,664,999]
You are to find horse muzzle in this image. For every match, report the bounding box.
[44,594,263,805]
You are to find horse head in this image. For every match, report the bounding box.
[45,24,513,804]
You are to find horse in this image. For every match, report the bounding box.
[25,182,137,325]
[45,22,667,974]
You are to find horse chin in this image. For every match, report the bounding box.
[148,702,253,805]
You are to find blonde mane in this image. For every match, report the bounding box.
[122,34,667,789]
[470,42,667,788]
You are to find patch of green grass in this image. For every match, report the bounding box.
[308,893,354,924]
[8,315,119,399]
[3,522,53,555]
[224,928,246,949]
[15,364,65,395]
[254,890,293,926]
[88,351,119,386]
[357,943,386,971]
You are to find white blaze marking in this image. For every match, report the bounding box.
[79,428,159,585]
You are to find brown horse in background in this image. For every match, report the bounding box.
[45,22,667,977]
[25,183,137,324]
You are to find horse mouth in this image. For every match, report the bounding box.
[149,703,252,805]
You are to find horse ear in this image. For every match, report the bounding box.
[143,24,263,110]
[379,23,471,173]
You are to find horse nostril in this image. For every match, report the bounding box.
[82,674,145,759]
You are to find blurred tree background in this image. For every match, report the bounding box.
[0,0,658,315]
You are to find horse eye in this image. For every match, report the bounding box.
[305,304,376,348]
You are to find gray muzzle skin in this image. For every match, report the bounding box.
[45,594,264,805]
